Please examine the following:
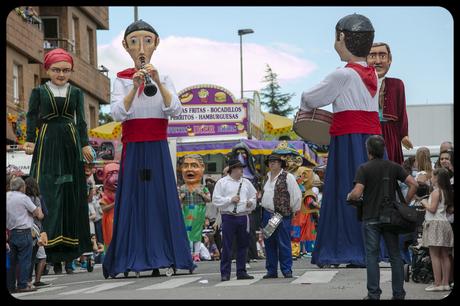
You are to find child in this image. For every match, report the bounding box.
[421,168,454,291]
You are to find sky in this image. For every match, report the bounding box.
[97,6,453,115]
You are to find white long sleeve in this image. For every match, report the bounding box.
[110,74,182,122]
[212,176,256,214]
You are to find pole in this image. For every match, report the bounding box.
[240,34,244,100]
[134,6,138,22]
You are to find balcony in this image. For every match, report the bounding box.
[7,9,44,64]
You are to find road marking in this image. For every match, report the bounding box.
[12,286,67,297]
[215,274,265,287]
[40,277,58,282]
[59,281,134,295]
[291,270,338,284]
[137,277,202,290]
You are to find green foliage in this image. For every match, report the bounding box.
[98,111,113,125]
[260,64,296,117]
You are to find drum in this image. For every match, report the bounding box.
[293,109,333,146]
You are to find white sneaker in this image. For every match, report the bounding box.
[442,285,452,291]
[425,285,444,292]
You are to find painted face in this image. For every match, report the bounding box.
[367,45,392,78]
[46,61,72,86]
[181,157,205,185]
[123,30,158,69]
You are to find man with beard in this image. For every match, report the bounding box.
[367,42,413,165]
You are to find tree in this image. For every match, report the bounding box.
[260,64,295,117]
[98,111,114,125]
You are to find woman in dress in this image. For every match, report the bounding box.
[24,48,93,272]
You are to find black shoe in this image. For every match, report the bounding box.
[53,263,62,275]
[363,295,379,300]
[65,269,74,274]
[33,281,51,288]
[262,274,278,279]
[151,269,160,277]
[346,263,365,268]
[237,273,254,280]
[283,273,293,278]
[221,275,230,281]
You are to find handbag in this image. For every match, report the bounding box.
[379,166,417,234]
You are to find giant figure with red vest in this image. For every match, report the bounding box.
[102,20,194,278]
[367,42,413,165]
[300,14,381,267]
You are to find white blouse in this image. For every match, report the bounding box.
[110,74,182,122]
[300,61,379,113]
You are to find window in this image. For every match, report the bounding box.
[42,17,59,48]
[87,27,95,65]
[89,105,96,129]
[13,64,21,105]
[70,16,79,53]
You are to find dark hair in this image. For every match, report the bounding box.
[402,156,415,174]
[341,31,374,57]
[433,168,453,213]
[124,20,158,40]
[25,176,40,200]
[365,135,385,159]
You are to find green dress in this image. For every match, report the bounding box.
[26,83,92,263]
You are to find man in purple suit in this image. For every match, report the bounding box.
[367,42,413,165]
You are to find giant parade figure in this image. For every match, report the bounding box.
[102,20,195,278]
[24,48,93,274]
[299,14,381,267]
[178,154,211,262]
[366,42,413,164]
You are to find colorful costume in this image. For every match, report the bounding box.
[300,15,381,267]
[179,154,211,262]
[26,81,92,263]
[98,163,119,248]
[102,20,194,278]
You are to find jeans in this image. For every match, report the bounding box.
[261,209,293,276]
[363,219,406,299]
[7,229,33,291]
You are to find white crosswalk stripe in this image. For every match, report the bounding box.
[380,270,392,283]
[58,281,135,295]
[215,273,265,287]
[12,286,67,297]
[137,277,202,290]
[291,270,338,284]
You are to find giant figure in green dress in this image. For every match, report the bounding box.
[24,48,94,270]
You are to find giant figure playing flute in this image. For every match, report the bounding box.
[102,20,195,278]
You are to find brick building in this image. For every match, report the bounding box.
[6,6,110,144]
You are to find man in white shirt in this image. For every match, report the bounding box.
[7,177,43,293]
[260,154,301,278]
[212,159,257,281]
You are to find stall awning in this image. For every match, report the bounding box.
[264,112,293,135]
[88,121,122,140]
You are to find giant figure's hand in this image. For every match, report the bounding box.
[401,136,413,150]
[24,142,35,155]
[82,145,94,163]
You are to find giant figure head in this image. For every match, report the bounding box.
[367,42,392,78]
[122,20,160,69]
[334,13,374,61]
[181,154,205,187]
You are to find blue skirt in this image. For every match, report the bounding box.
[311,134,370,266]
[102,140,194,278]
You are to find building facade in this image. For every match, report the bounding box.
[6,6,110,144]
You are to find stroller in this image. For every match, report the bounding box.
[405,244,434,283]
[403,194,434,284]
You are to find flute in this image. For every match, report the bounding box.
[139,56,157,97]
[232,181,243,214]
